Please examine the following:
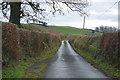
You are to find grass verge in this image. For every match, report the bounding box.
[24,63,46,78]
[2,43,60,78]
[71,44,120,79]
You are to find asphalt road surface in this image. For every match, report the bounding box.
[41,40,108,78]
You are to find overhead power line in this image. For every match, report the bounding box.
[96,1,119,19]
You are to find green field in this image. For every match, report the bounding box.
[22,24,100,35]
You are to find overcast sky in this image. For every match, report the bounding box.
[46,0,118,29]
[0,0,118,29]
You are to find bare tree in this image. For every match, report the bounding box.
[95,26,118,33]
[0,0,88,27]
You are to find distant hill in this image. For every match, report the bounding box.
[22,24,101,35]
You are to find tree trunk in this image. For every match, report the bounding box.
[9,2,21,27]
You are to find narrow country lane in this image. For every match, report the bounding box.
[41,40,108,78]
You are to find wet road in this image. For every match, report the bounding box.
[41,40,108,78]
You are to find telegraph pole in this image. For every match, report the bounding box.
[83,16,86,29]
